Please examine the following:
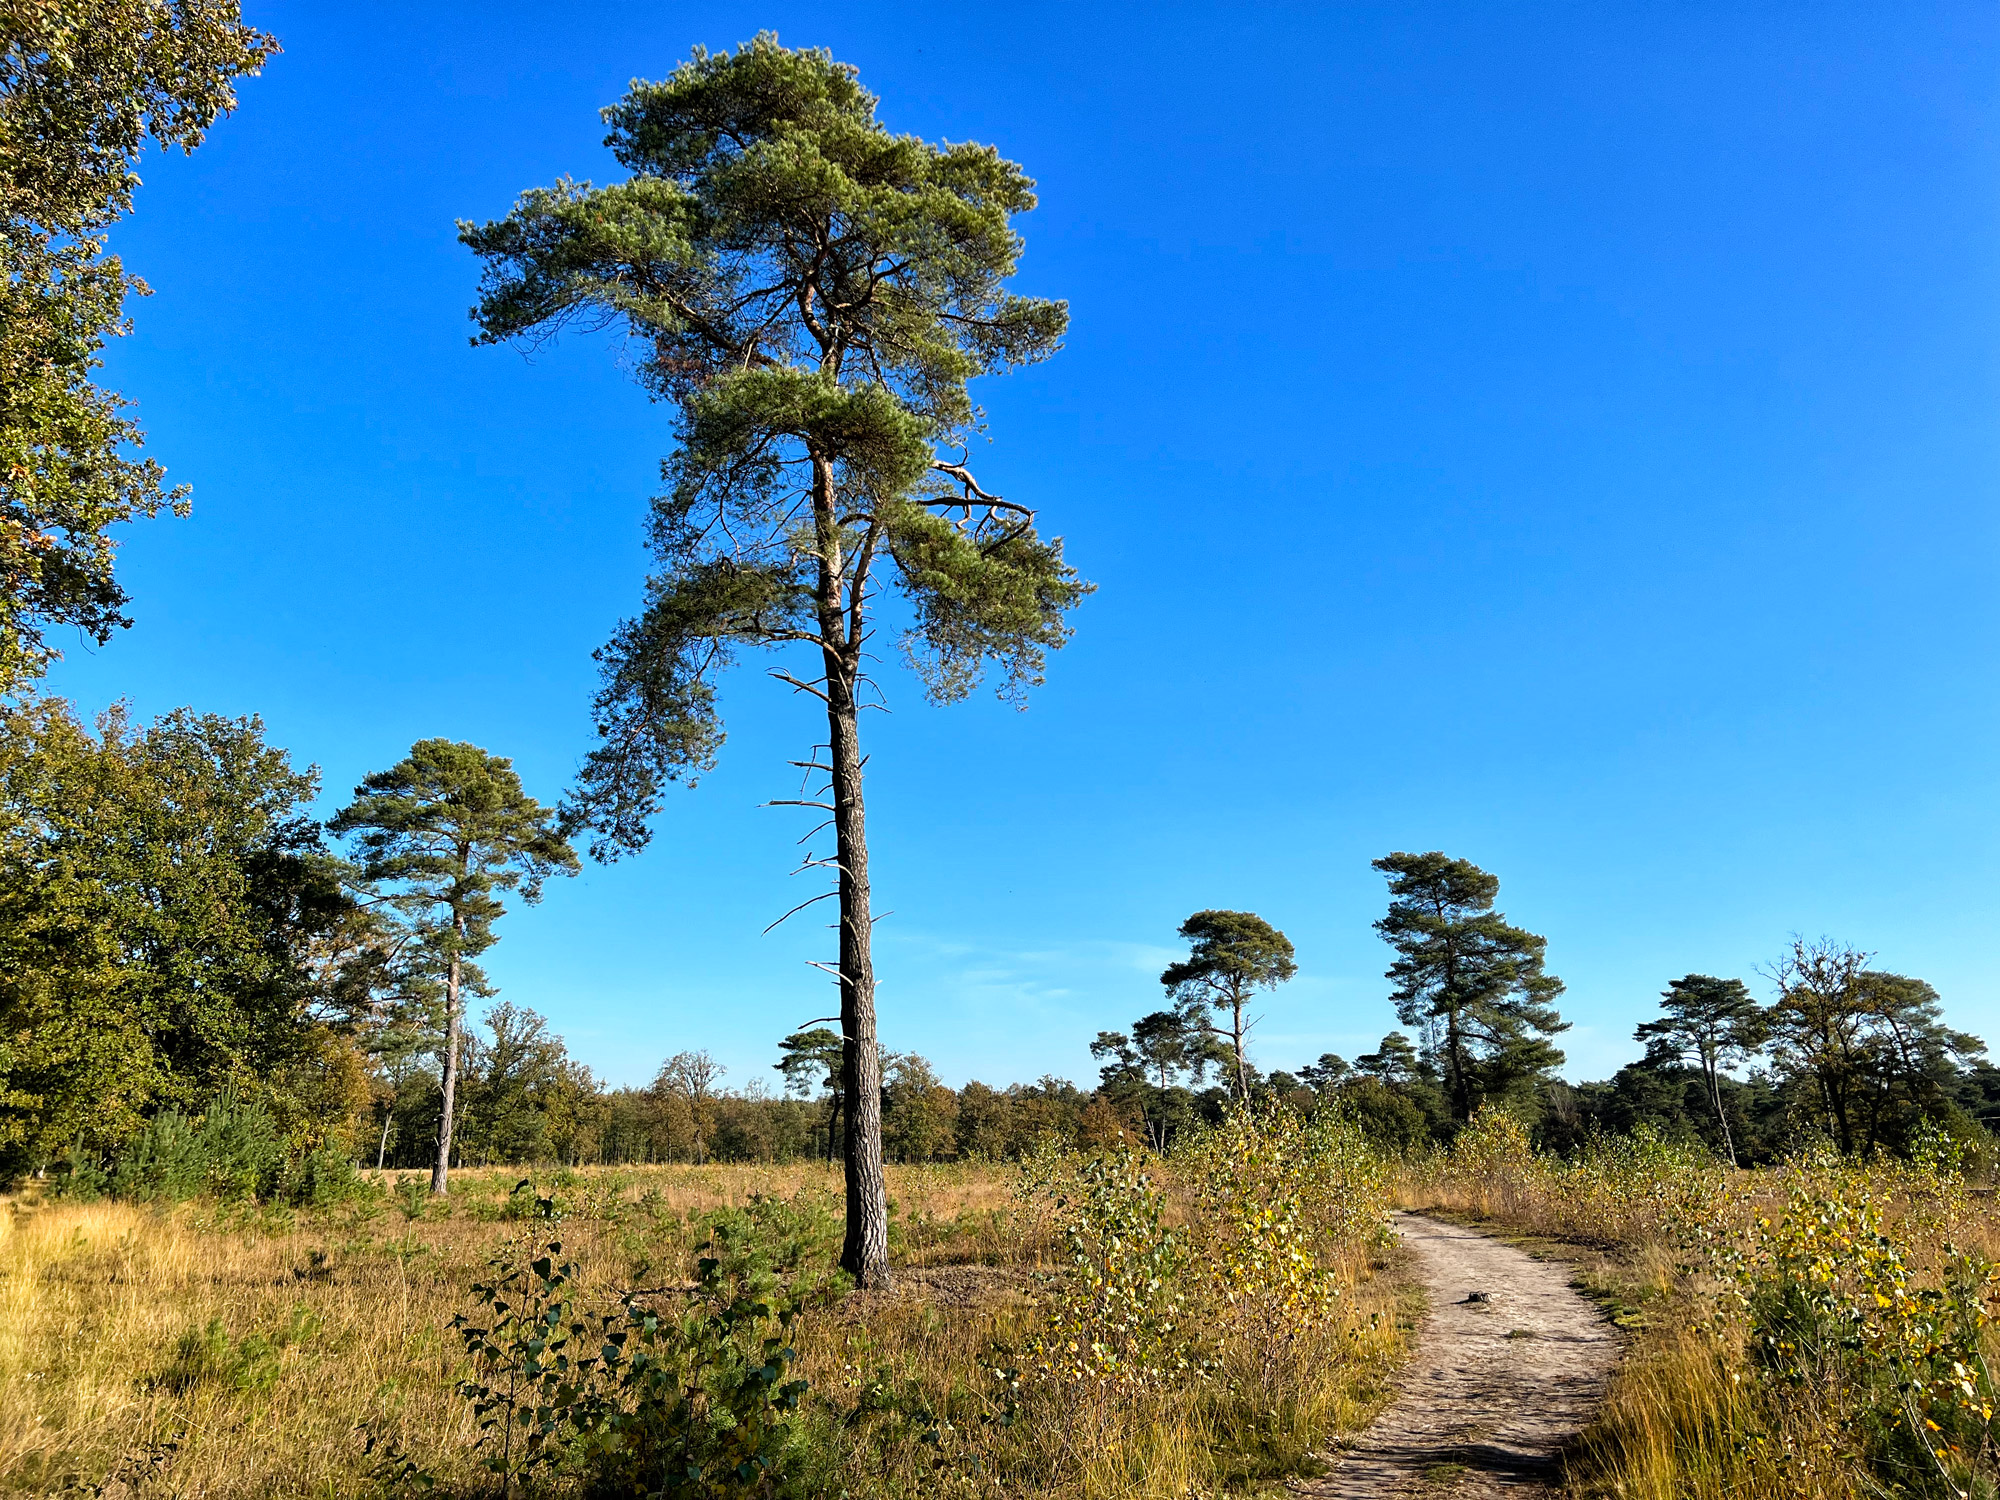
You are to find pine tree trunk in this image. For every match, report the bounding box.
[1445,1010,1472,1122]
[1440,935,1473,1122]
[432,938,463,1196]
[377,1106,392,1172]
[1231,992,1250,1099]
[1706,1059,1738,1168]
[829,682,890,1287]
[810,447,890,1289]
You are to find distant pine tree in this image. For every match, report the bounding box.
[330,741,575,1194]
[1372,852,1567,1122]
[1161,911,1297,1100]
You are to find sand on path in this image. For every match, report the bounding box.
[1304,1212,1619,1497]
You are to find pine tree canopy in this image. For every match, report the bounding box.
[458,33,1087,859]
[328,739,578,972]
[1160,910,1299,1007]
[1160,909,1296,1097]
[1635,974,1765,1071]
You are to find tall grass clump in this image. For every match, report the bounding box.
[1411,1106,1726,1247]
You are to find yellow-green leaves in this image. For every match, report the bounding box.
[1016,1142,1202,1394]
[1014,1105,1391,1403]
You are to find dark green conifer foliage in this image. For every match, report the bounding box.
[1160,910,1297,1099]
[328,741,576,1195]
[1356,1031,1426,1086]
[459,35,1082,1285]
[1130,1008,1213,1089]
[1635,973,1766,1167]
[1372,852,1567,1123]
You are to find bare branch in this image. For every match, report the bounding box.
[764,889,838,934]
[790,857,851,876]
[930,459,1035,517]
[766,669,831,703]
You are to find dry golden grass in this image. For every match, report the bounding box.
[0,1160,1408,1498]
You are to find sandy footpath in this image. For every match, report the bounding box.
[1304,1212,1619,1496]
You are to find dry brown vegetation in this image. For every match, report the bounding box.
[2,1128,1409,1498]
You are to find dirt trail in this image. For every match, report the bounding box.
[1309,1212,1619,1496]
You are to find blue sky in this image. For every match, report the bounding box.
[53,3,2000,1092]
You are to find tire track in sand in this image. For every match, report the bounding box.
[1306,1212,1619,1496]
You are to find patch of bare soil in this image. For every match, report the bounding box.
[1303,1213,1619,1497]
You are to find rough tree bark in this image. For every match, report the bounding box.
[806,447,892,1288]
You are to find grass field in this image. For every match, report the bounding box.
[1,1125,1410,1497]
[22,1112,1995,1498]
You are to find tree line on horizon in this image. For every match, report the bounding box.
[3,694,1988,1191]
[1089,859,1995,1167]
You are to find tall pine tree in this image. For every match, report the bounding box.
[459,36,1083,1285]
[1372,852,1566,1122]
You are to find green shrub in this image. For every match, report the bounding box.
[105,1089,283,1202]
[108,1108,207,1201]
[1016,1142,1201,1393]
[393,1176,431,1219]
[1726,1167,2000,1497]
[278,1144,367,1208]
[80,1090,366,1206]
[447,1210,813,1498]
[53,1141,108,1200]
[699,1191,846,1299]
